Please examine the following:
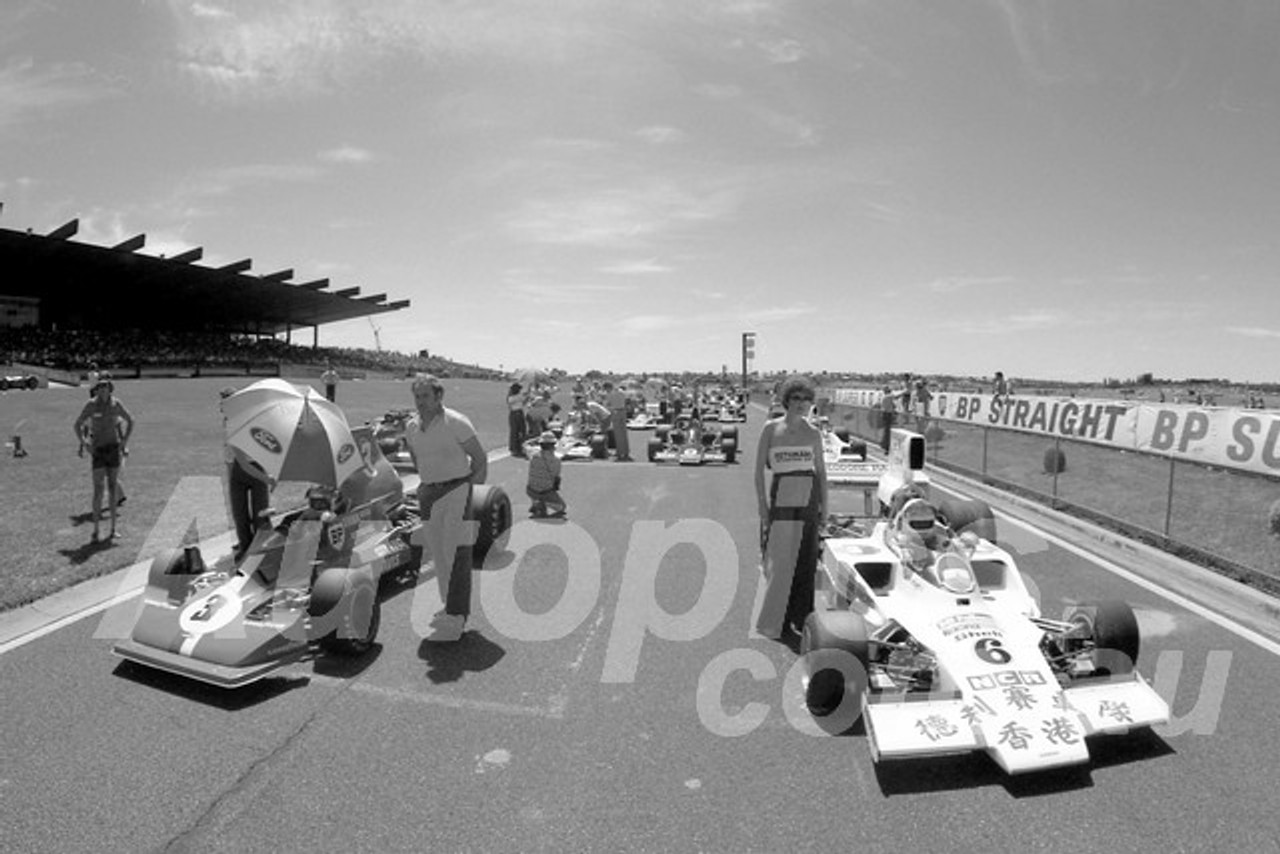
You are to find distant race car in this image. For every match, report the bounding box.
[625,406,663,430]
[113,425,511,688]
[0,373,40,391]
[647,416,738,465]
[713,398,747,423]
[525,417,610,461]
[799,429,1169,774]
[370,408,415,470]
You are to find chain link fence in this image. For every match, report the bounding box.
[827,401,1280,599]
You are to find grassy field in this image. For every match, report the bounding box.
[0,376,517,613]
[834,405,1280,598]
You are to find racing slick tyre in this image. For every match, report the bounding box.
[647,437,662,462]
[1062,600,1140,676]
[655,425,671,442]
[800,611,870,719]
[312,568,381,655]
[721,438,737,464]
[469,484,512,566]
[720,425,738,443]
[26,376,38,390]
[590,435,609,459]
[935,496,997,544]
[835,429,868,460]
[0,378,7,391]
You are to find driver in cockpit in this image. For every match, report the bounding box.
[890,492,951,575]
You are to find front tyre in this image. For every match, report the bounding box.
[800,611,870,717]
[312,568,381,655]
[1063,600,1140,676]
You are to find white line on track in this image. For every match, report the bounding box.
[309,672,564,719]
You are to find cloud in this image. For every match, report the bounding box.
[759,38,805,65]
[1226,326,1280,340]
[934,311,1064,335]
[925,275,1014,294]
[503,182,739,248]
[0,59,117,131]
[636,126,685,145]
[599,259,672,275]
[318,146,374,164]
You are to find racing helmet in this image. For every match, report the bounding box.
[305,484,348,515]
[899,498,938,533]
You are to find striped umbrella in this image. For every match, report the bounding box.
[221,379,366,487]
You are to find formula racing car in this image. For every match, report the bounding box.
[113,424,511,688]
[370,407,415,470]
[524,417,610,460]
[799,429,1169,774]
[647,416,738,465]
[0,372,40,391]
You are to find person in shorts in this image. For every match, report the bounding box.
[73,375,135,543]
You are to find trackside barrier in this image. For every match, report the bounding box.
[826,400,1280,597]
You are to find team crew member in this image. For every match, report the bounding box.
[753,375,827,640]
[219,386,273,561]
[507,382,528,457]
[603,381,632,461]
[321,362,340,402]
[73,375,135,544]
[405,374,488,642]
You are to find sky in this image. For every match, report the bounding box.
[3,0,1280,384]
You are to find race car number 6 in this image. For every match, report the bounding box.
[975,637,1012,664]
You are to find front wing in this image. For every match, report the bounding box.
[863,673,1168,774]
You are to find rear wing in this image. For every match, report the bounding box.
[825,428,930,517]
[876,429,929,509]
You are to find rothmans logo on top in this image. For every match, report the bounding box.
[250,427,282,454]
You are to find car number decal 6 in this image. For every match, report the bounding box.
[975,637,1012,664]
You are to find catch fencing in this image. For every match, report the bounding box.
[822,390,1280,598]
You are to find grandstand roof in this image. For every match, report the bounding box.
[0,219,409,336]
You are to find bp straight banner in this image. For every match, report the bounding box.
[826,388,1280,479]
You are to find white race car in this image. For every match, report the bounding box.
[800,429,1169,775]
[526,418,610,461]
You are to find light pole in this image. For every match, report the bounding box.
[741,331,755,398]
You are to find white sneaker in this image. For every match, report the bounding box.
[425,614,465,642]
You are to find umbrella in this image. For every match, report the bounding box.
[644,377,670,398]
[510,367,552,390]
[221,379,367,487]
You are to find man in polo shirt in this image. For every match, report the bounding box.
[405,374,488,642]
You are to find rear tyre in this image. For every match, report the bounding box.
[647,437,661,462]
[936,496,997,544]
[721,438,737,464]
[469,484,512,566]
[590,435,608,459]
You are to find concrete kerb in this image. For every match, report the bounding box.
[0,530,239,651]
[0,453,487,652]
[928,463,1280,644]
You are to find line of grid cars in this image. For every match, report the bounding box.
[800,428,1170,774]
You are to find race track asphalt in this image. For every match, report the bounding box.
[2,407,1279,854]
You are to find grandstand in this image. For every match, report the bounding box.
[0,216,497,381]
